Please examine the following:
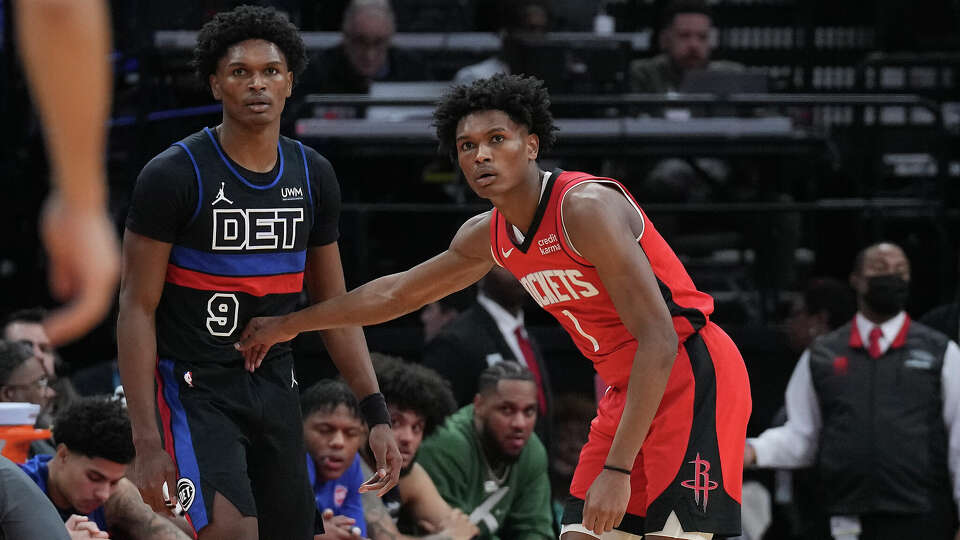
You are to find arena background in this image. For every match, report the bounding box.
[1,0,958,414]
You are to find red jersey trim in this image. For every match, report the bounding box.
[165,264,303,297]
[556,177,646,267]
[490,209,506,267]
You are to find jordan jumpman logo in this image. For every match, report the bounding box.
[212,182,233,206]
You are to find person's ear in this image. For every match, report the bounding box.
[55,443,70,462]
[209,74,222,100]
[526,133,540,160]
[473,393,484,413]
[285,71,293,98]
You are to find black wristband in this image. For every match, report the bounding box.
[603,464,632,475]
[358,392,391,427]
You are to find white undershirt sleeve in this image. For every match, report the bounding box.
[749,350,821,468]
[940,340,960,516]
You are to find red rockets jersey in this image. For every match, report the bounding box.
[490,170,714,389]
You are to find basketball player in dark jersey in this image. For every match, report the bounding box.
[117,7,400,540]
[236,74,752,540]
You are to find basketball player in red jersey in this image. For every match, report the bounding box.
[237,74,751,540]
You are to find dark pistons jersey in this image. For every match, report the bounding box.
[490,170,714,389]
[133,128,325,364]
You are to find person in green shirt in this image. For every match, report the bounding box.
[416,361,554,539]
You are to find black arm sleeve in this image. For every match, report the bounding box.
[125,145,199,243]
[304,146,341,247]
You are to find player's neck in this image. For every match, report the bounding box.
[45,462,70,510]
[493,167,544,236]
[216,120,281,173]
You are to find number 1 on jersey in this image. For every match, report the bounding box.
[207,293,239,336]
[561,309,600,352]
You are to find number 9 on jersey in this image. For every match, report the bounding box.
[206,293,239,337]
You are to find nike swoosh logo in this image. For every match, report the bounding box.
[501,247,514,258]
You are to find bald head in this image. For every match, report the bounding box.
[851,243,910,281]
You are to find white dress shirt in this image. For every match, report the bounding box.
[476,293,529,371]
[749,311,960,515]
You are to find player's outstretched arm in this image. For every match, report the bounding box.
[236,212,495,369]
[302,241,403,495]
[116,231,180,513]
[562,185,678,537]
[105,479,193,539]
[15,0,120,345]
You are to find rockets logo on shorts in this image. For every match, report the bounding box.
[680,453,718,512]
[177,478,197,512]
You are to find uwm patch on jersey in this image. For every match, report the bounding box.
[491,169,714,389]
[156,128,317,364]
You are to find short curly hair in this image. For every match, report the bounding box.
[192,5,308,90]
[433,74,559,163]
[301,378,361,421]
[372,353,455,438]
[53,397,134,464]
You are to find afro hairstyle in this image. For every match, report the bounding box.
[433,73,559,163]
[300,378,361,421]
[192,5,308,90]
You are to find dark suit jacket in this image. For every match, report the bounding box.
[422,305,554,442]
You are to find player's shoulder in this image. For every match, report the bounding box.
[284,137,338,187]
[464,210,492,229]
[562,181,622,217]
[451,211,495,261]
[137,143,196,184]
[281,136,333,167]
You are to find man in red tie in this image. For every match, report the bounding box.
[746,242,960,540]
[422,267,553,440]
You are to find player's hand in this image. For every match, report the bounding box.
[235,316,297,372]
[127,442,179,515]
[419,508,479,540]
[40,192,120,346]
[582,469,631,536]
[744,442,757,467]
[316,509,363,539]
[65,515,111,539]
[360,423,402,496]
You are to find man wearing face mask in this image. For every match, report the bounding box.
[745,242,960,540]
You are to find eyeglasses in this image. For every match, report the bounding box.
[3,376,49,391]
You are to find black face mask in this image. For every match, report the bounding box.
[863,274,909,316]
